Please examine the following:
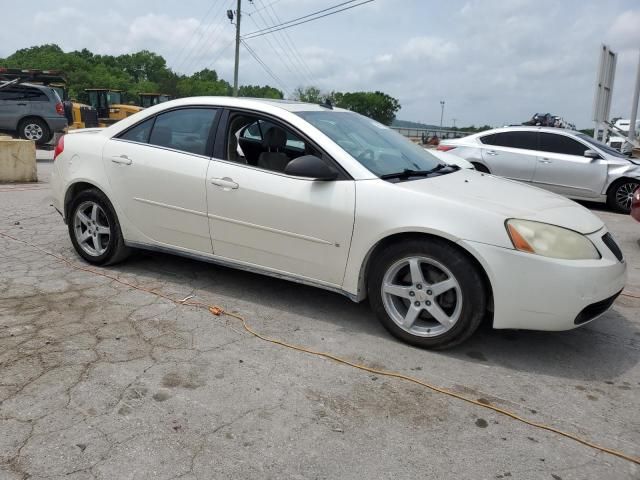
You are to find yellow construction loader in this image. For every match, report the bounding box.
[85,89,142,126]
[139,92,173,108]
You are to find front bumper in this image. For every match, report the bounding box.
[461,229,627,331]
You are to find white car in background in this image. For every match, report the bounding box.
[50,98,626,349]
[439,126,640,212]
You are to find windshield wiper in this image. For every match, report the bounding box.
[380,163,455,180]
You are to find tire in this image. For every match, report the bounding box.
[368,239,487,349]
[18,117,51,145]
[607,179,640,214]
[471,162,490,173]
[68,189,130,265]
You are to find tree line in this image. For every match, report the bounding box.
[1,44,401,125]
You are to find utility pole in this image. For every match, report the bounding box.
[233,0,241,97]
[452,118,457,128]
[440,100,445,128]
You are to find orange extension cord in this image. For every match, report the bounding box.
[1,230,639,466]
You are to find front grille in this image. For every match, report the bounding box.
[602,232,623,262]
[574,290,622,325]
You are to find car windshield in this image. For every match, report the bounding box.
[576,133,628,159]
[296,110,443,177]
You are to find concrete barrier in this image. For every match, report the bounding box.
[0,137,37,183]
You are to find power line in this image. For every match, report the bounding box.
[173,0,222,72]
[244,0,359,37]
[261,1,315,84]
[244,0,375,40]
[180,0,234,74]
[246,3,310,86]
[240,39,291,96]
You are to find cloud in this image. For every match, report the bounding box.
[3,0,639,127]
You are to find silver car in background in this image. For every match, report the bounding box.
[439,126,640,213]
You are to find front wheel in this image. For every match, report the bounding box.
[68,189,130,265]
[607,179,640,213]
[368,239,487,349]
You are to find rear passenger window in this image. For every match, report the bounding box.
[481,132,538,150]
[539,133,587,156]
[0,86,47,102]
[119,117,155,143]
[148,108,218,156]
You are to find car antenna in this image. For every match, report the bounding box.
[319,98,333,109]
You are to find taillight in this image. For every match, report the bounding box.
[436,145,456,152]
[55,102,64,115]
[53,135,64,161]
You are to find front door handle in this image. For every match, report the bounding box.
[485,150,498,156]
[111,155,132,165]
[539,158,552,164]
[210,177,239,190]
[17,103,27,106]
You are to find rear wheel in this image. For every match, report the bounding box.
[68,189,130,265]
[368,239,487,349]
[18,117,51,145]
[607,179,640,213]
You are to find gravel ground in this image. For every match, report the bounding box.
[1,162,638,480]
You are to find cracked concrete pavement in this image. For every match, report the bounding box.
[0,162,639,479]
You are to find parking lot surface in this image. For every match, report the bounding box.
[1,162,639,480]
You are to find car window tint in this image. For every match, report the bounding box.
[0,86,47,102]
[119,117,155,143]
[148,108,218,156]
[539,133,586,156]
[481,131,538,150]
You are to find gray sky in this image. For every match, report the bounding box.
[2,0,639,128]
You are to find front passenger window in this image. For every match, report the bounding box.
[148,108,218,156]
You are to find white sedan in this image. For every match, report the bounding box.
[50,97,626,349]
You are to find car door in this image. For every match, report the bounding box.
[478,131,539,182]
[206,110,356,287]
[0,86,32,130]
[103,107,219,253]
[532,132,608,198]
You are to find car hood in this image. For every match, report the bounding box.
[395,169,604,234]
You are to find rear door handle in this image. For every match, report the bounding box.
[539,158,552,164]
[17,103,27,106]
[210,177,239,190]
[485,150,498,156]
[111,155,132,165]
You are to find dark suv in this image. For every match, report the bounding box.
[0,82,68,145]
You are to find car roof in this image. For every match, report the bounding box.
[471,126,581,137]
[0,81,50,91]
[154,96,349,114]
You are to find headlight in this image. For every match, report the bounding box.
[506,219,600,260]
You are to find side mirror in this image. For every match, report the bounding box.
[584,149,600,160]
[284,155,338,180]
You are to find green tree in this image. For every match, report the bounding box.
[332,91,400,125]
[293,86,323,103]
[238,85,283,99]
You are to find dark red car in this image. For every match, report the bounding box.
[632,187,640,222]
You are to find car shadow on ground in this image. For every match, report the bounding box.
[115,249,640,383]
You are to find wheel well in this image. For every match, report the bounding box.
[64,182,103,219]
[606,176,639,196]
[359,232,494,312]
[18,115,47,129]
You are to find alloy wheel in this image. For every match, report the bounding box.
[615,182,637,211]
[381,256,462,337]
[73,201,111,256]
[24,123,43,141]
